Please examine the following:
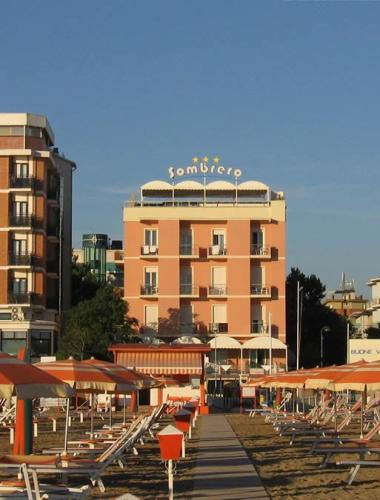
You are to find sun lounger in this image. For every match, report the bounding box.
[312,443,380,468]
[336,458,380,485]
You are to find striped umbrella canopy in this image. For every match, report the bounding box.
[82,358,142,390]
[35,357,136,393]
[261,368,321,389]
[0,353,73,400]
[304,360,368,390]
[328,360,380,392]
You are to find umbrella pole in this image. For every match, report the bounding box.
[123,395,127,425]
[334,392,337,434]
[109,392,112,429]
[63,398,70,455]
[90,393,94,438]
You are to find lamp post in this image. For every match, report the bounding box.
[320,326,331,367]
[296,281,303,370]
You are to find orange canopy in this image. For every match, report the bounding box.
[82,358,155,389]
[36,357,136,393]
[329,360,380,392]
[0,353,73,399]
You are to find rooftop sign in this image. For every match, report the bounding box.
[168,156,242,179]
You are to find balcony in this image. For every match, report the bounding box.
[10,177,43,190]
[140,322,159,334]
[47,225,60,238]
[250,244,271,258]
[140,285,158,296]
[47,187,60,202]
[250,284,271,298]
[209,286,228,297]
[140,245,159,257]
[208,245,227,257]
[47,260,59,274]
[9,215,43,229]
[8,291,43,305]
[179,284,199,297]
[179,244,199,257]
[251,321,268,334]
[209,323,228,334]
[46,297,59,309]
[9,252,32,266]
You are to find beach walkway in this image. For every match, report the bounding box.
[190,414,269,499]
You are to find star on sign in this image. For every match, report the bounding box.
[192,156,199,163]
[203,156,209,163]
[213,156,220,164]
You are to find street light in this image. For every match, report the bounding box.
[320,326,331,367]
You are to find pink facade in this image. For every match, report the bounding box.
[123,177,287,372]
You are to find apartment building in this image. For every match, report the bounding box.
[0,113,75,357]
[73,234,124,289]
[123,161,287,374]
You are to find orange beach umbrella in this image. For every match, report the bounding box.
[328,360,380,392]
[0,353,73,399]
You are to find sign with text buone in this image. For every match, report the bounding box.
[348,339,380,363]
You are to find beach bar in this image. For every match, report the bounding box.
[109,344,211,412]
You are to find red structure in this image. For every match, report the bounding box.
[109,344,210,411]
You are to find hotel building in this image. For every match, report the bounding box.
[0,113,75,357]
[123,162,287,375]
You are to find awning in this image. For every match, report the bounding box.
[242,337,287,350]
[116,351,203,375]
[208,336,242,349]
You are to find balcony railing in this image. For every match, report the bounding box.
[179,244,198,256]
[9,215,33,227]
[140,322,159,333]
[8,291,43,305]
[250,284,271,297]
[9,252,32,266]
[179,284,198,296]
[10,177,43,190]
[209,286,228,296]
[250,244,270,257]
[208,245,227,257]
[209,323,228,333]
[251,321,268,334]
[140,285,158,295]
[140,245,159,256]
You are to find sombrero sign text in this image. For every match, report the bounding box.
[168,156,242,179]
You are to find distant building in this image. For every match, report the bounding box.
[123,159,287,376]
[323,273,367,318]
[0,113,75,357]
[73,234,123,290]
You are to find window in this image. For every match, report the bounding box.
[0,313,12,321]
[144,229,158,246]
[180,305,193,333]
[144,267,158,294]
[12,277,27,294]
[252,229,264,246]
[12,201,28,216]
[212,229,226,248]
[249,349,269,369]
[0,126,23,136]
[144,305,158,331]
[180,227,192,255]
[12,239,27,256]
[15,163,29,178]
[1,331,27,355]
[31,331,52,357]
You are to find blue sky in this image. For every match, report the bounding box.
[1,0,379,296]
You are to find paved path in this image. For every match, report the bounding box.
[190,414,269,499]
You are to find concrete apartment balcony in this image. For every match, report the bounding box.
[208,286,228,297]
[8,291,44,306]
[140,285,158,297]
[250,244,271,259]
[9,176,43,191]
[250,284,271,298]
[209,323,229,334]
[251,321,268,334]
[179,244,199,258]
[208,245,227,258]
[140,245,159,257]
[179,284,199,297]
[8,252,32,266]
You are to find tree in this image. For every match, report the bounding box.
[57,285,138,360]
[286,267,347,369]
[71,262,102,306]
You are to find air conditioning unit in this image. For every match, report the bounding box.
[211,245,219,255]
[142,245,150,255]
[11,307,23,321]
[149,245,157,254]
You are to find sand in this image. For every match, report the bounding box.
[227,414,380,499]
